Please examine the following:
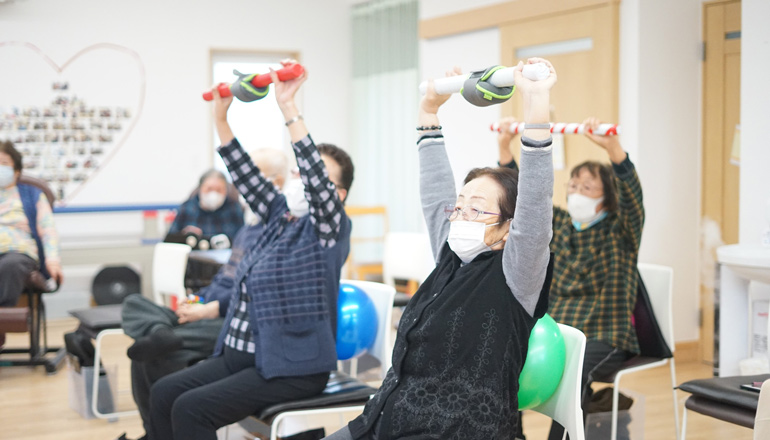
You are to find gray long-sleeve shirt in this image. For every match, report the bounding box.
[417,131,553,316]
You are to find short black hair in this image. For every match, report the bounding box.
[0,141,23,172]
[570,161,618,212]
[463,167,519,221]
[317,143,354,193]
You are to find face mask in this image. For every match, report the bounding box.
[283,178,310,218]
[0,165,15,188]
[200,191,226,211]
[567,193,605,224]
[447,220,501,264]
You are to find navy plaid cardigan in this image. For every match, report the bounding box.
[211,136,351,379]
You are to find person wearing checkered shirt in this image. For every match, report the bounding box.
[497,116,644,440]
[148,63,354,440]
[548,118,643,440]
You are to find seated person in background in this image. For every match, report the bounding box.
[497,117,645,440]
[0,141,62,347]
[148,62,354,440]
[119,149,289,440]
[496,116,520,172]
[166,169,244,244]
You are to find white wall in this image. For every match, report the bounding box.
[419,28,502,192]
[421,1,704,343]
[740,0,770,244]
[420,0,506,20]
[0,0,352,206]
[622,0,703,342]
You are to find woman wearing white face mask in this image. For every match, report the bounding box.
[0,141,62,348]
[326,58,556,440]
[166,169,244,245]
[550,118,643,440]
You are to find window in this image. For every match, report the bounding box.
[210,51,298,176]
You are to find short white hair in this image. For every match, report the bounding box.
[249,148,289,182]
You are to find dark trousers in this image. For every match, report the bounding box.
[148,346,329,440]
[547,339,629,440]
[122,294,224,434]
[0,252,37,307]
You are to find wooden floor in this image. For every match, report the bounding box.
[0,318,756,440]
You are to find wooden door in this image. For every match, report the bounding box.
[701,0,741,364]
[500,4,619,207]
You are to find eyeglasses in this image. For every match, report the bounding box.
[444,204,501,221]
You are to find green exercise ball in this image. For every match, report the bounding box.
[518,314,567,410]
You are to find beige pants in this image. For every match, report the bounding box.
[756,380,770,440]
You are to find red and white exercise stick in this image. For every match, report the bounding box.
[419,63,550,95]
[490,122,621,136]
[202,63,305,101]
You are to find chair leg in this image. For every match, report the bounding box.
[670,359,680,440]
[611,376,621,440]
[681,407,688,440]
[92,329,139,419]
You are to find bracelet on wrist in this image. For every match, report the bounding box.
[524,123,551,130]
[416,125,442,131]
[285,115,304,126]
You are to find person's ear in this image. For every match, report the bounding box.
[337,188,348,203]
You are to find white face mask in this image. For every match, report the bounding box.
[567,193,604,224]
[447,220,501,264]
[283,178,310,218]
[0,165,15,188]
[200,191,226,211]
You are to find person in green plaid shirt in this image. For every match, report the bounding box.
[498,117,644,440]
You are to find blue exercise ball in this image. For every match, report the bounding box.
[336,283,379,360]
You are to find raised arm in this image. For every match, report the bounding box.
[496,117,519,171]
[270,62,347,248]
[211,86,280,224]
[583,117,644,249]
[502,58,557,317]
[418,68,461,261]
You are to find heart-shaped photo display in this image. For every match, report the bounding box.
[0,95,132,202]
[0,42,145,205]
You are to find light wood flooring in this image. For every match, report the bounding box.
[0,318,756,440]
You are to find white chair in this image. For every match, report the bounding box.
[382,231,435,306]
[237,280,396,440]
[529,324,588,440]
[89,242,191,419]
[151,242,192,306]
[594,263,679,440]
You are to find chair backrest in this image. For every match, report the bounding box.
[530,324,587,440]
[18,175,55,208]
[152,243,192,306]
[340,279,396,378]
[382,231,435,289]
[343,206,388,278]
[637,263,676,354]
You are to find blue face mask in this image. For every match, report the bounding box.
[0,165,15,188]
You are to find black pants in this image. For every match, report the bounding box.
[148,346,329,440]
[547,339,630,440]
[0,252,37,307]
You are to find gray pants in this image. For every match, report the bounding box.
[0,252,37,307]
[121,294,224,434]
